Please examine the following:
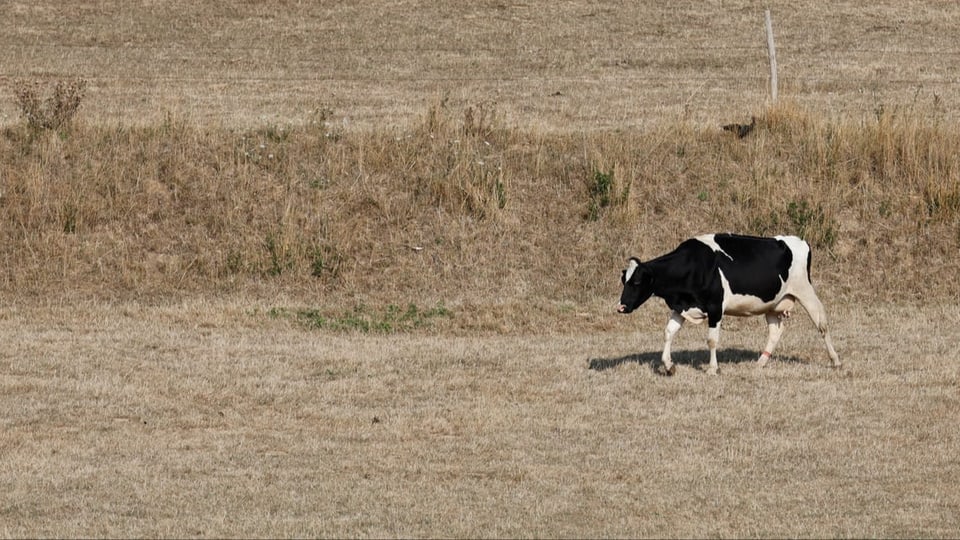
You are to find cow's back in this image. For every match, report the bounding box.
[696,233,794,302]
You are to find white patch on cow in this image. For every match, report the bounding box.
[623,258,640,283]
[680,307,707,324]
[706,325,721,375]
[775,235,807,257]
[694,234,734,260]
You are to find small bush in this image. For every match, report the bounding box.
[13,78,87,132]
[223,252,245,275]
[494,177,507,210]
[787,200,837,249]
[586,169,614,221]
[264,232,294,276]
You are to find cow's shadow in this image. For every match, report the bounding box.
[588,347,807,374]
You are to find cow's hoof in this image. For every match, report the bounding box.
[706,366,719,375]
[657,364,676,376]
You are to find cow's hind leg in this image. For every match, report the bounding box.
[759,312,785,367]
[706,323,720,375]
[793,287,841,368]
[660,312,684,376]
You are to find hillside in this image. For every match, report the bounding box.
[2,98,958,325]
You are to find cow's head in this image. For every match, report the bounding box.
[617,257,654,314]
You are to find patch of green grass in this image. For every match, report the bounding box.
[270,303,451,333]
[586,169,614,221]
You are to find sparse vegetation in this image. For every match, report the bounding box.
[752,199,838,250]
[308,243,343,278]
[270,302,451,333]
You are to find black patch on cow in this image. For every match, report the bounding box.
[713,234,791,302]
[657,239,724,323]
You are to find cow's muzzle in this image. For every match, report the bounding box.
[616,304,631,314]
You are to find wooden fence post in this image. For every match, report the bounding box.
[765,9,778,102]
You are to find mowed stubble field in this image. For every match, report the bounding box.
[2,1,960,538]
[3,1,960,130]
[2,300,959,538]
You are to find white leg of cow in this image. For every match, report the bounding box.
[660,312,684,376]
[759,312,785,367]
[706,324,720,375]
[794,288,841,368]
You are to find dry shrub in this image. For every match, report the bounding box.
[13,78,87,132]
[763,99,960,221]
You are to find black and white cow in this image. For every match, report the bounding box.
[617,233,840,375]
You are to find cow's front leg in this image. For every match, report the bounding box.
[706,324,721,375]
[660,312,684,376]
[759,312,785,367]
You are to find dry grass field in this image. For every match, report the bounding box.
[2,1,960,538]
[3,1,960,130]
[1,300,958,538]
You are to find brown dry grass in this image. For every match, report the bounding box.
[2,1,960,537]
[1,98,957,313]
[2,300,958,538]
[3,1,960,131]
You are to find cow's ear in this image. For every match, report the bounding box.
[624,258,647,285]
[623,257,641,284]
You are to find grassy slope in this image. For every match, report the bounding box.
[1,101,958,322]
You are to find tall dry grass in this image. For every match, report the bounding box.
[2,92,958,319]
